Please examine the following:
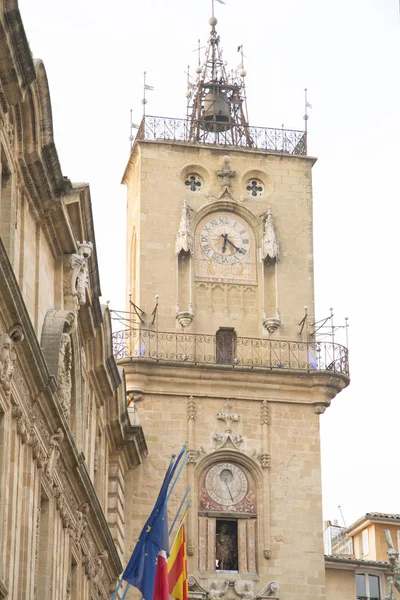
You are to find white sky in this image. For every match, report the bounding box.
[19,0,400,529]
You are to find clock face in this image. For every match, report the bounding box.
[195,212,256,283]
[199,215,250,265]
[205,463,248,507]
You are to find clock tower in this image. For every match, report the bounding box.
[116,12,349,600]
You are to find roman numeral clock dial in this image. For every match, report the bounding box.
[195,212,256,283]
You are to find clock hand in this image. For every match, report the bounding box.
[225,237,245,254]
[220,233,228,253]
[225,481,234,502]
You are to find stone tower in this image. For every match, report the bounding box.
[116,13,349,600]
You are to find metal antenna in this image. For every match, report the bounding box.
[338,505,347,528]
[142,71,154,117]
[304,87,312,148]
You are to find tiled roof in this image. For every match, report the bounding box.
[365,512,400,520]
[325,555,389,567]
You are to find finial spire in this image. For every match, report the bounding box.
[186,7,253,147]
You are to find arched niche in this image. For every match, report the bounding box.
[194,451,263,576]
[40,310,83,448]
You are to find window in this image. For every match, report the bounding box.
[356,573,380,600]
[216,520,238,571]
[362,529,369,556]
[216,329,236,365]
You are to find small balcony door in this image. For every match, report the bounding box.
[216,329,236,365]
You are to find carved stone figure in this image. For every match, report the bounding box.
[76,502,90,543]
[0,332,16,395]
[176,200,194,254]
[216,524,236,570]
[57,333,72,417]
[235,582,255,600]
[44,428,64,483]
[69,241,93,305]
[384,529,400,594]
[94,550,108,588]
[261,207,279,262]
[208,581,228,600]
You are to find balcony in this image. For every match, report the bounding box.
[112,328,349,376]
[133,115,308,156]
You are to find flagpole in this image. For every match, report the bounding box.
[169,485,191,535]
[169,501,191,556]
[166,449,189,502]
[120,584,131,600]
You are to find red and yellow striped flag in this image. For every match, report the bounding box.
[168,523,188,600]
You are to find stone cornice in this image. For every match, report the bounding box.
[119,358,349,406]
[0,6,36,104]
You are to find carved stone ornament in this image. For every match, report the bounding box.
[234,581,255,600]
[75,502,90,544]
[69,241,93,306]
[1,111,14,148]
[216,155,236,200]
[44,428,64,484]
[257,581,280,599]
[176,199,194,254]
[261,400,269,425]
[262,315,281,335]
[252,449,271,469]
[0,324,24,396]
[213,432,243,450]
[217,412,240,425]
[188,395,196,420]
[176,310,194,328]
[261,207,279,262]
[208,580,229,600]
[312,403,327,415]
[188,575,207,599]
[263,549,272,560]
[57,333,72,418]
[187,446,206,464]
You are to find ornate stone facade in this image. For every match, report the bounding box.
[0,6,147,599]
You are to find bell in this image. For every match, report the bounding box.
[202,88,231,131]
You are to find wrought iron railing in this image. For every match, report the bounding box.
[135,116,307,156]
[112,328,349,375]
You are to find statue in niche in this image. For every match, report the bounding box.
[0,332,16,395]
[176,200,194,254]
[261,207,279,262]
[57,333,72,418]
[69,241,93,305]
[216,522,237,571]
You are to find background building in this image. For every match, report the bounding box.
[0,3,146,599]
[115,12,350,600]
[324,513,400,599]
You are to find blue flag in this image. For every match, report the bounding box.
[122,446,186,600]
